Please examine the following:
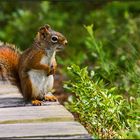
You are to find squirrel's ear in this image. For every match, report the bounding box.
[44,24,51,29]
[37,24,51,41]
[39,25,50,35]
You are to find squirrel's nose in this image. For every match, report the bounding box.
[64,40,68,46]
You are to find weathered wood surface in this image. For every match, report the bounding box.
[0,122,90,138]
[0,105,74,123]
[0,84,91,139]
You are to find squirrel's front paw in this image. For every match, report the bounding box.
[49,65,55,75]
[32,100,42,106]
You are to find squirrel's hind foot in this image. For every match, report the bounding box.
[32,99,42,106]
[44,94,57,102]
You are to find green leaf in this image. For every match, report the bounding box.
[84,24,94,37]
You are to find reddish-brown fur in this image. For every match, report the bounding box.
[18,25,67,102]
[0,44,20,86]
[18,47,51,100]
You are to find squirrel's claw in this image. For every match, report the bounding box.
[32,100,42,106]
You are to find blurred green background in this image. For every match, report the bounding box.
[0,1,140,139]
[1,0,140,96]
[0,1,140,69]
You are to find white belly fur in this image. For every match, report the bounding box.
[28,51,56,99]
[28,70,54,98]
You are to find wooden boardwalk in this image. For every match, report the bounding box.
[0,84,91,139]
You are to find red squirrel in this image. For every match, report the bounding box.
[0,24,67,105]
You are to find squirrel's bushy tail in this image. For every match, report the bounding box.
[0,42,21,86]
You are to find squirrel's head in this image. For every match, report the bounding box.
[36,24,67,51]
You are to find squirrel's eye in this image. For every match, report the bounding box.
[51,35,58,43]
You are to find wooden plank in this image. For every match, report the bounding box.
[0,122,90,138]
[0,84,60,107]
[0,84,23,107]
[0,93,22,98]
[0,92,59,108]
[0,84,20,94]
[0,92,25,108]
[0,88,20,94]
[0,83,91,139]
[0,105,74,123]
[13,135,92,139]
[0,84,18,88]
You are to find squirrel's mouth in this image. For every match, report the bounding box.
[56,45,64,51]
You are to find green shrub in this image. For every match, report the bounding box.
[84,24,140,98]
[64,64,132,138]
[64,24,140,139]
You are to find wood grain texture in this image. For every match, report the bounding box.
[0,84,59,108]
[0,96,59,108]
[11,135,92,139]
[0,84,22,108]
[0,122,89,138]
[0,83,91,139]
[0,105,74,123]
[0,84,20,94]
